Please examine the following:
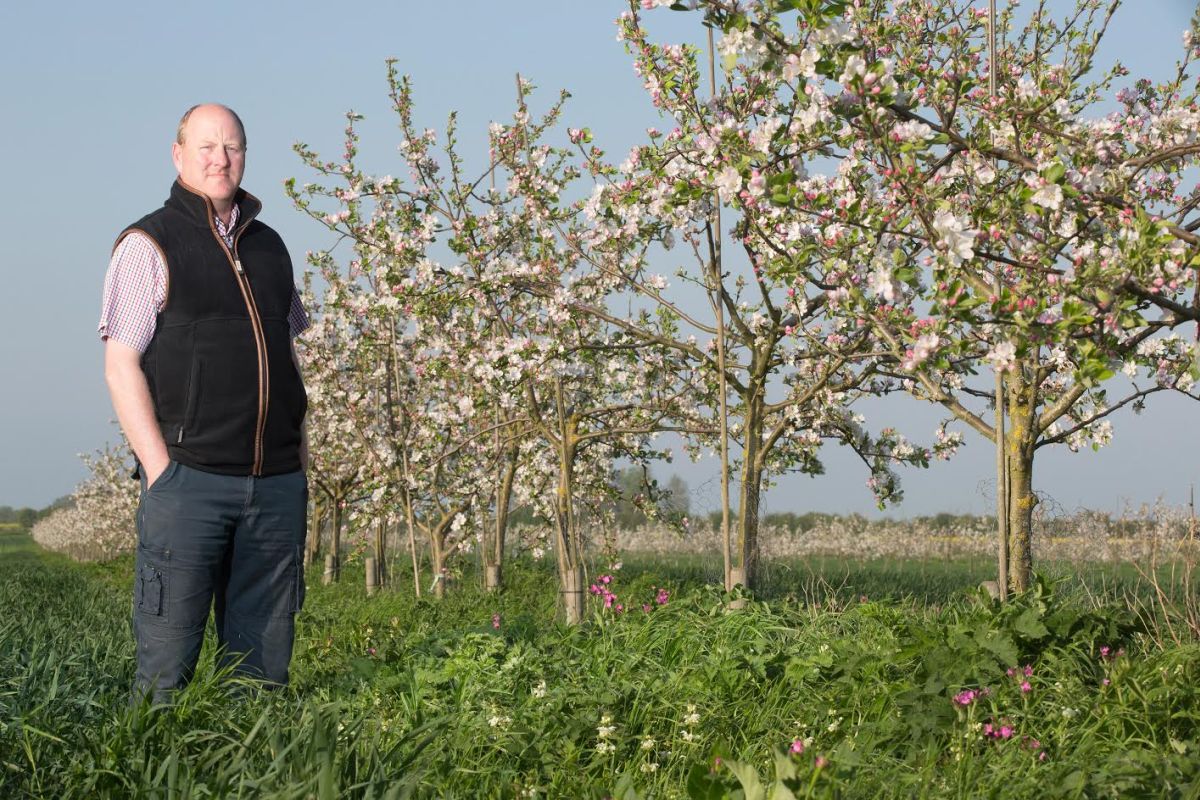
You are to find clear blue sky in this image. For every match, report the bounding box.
[1,0,1196,519]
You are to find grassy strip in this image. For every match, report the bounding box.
[1,533,1197,798]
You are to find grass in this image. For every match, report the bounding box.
[1,531,1198,798]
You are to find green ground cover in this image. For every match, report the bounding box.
[1,531,1197,798]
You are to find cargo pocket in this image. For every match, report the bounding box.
[135,546,169,620]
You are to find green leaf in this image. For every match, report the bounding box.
[1012,608,1050,640]
[772,748,799,782]
[725,759,767,800]
[1059,770,1086,792]
[611,772,645,800]
[349,656,379,681]
[687,760,737,800]
[973,629,1018,666]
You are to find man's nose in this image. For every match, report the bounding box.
[212,147,230,167]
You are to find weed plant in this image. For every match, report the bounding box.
[1,531,1197,798]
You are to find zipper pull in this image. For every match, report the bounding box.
[235,259,245,274]
[177,428,184,443]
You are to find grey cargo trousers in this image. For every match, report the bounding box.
[132,460,307,703]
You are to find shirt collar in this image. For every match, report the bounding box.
[215,204,241,239]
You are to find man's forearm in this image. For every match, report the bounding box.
[104,340,169,480]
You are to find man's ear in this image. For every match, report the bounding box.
[171,142,183,174]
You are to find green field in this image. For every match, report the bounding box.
[1,531,1197,798]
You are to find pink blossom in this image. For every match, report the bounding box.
[1021,681,1032,694]
[491,613,501,629]
[789,739,805,754]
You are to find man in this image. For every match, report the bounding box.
[99,104,310,703]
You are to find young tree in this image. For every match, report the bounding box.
[290,68,700,617]
[680,0,1200,590]
[498,4,950,590]
[297,280,371,576]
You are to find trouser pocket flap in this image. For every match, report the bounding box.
[135,548,169,618]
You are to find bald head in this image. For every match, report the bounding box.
[176,103,246,148]
[171,104,247,218]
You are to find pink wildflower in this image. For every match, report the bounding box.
[655,588,670,605]
[491,613,501,630]
[953,689,978,706]
[1023,664,1033,677]
[789,739,805,754]
[815,756,828,769]
[1021,681,1032,694]
[998,725,1014,739]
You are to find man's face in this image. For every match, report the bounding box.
[171,105,245,207]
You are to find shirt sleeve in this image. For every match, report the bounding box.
[287,288,311,338]
[98,233,165,353]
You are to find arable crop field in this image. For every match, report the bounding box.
[2,530,1197,799]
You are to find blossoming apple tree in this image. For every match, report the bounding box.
[678,0,1200,590]
[512,4,955,590]
[291,67,706,618]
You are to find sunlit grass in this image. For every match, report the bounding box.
[2,531,1197,798]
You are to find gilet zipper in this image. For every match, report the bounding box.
[206,207,270,476]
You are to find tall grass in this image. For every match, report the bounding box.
[2,531,1197,798]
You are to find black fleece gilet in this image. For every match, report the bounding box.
[117,180,307,476]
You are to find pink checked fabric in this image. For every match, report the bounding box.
[98,205,309,352]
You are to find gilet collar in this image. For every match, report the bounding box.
[167,179,262,231]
